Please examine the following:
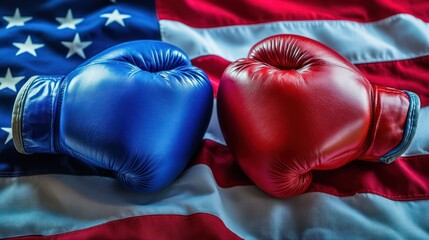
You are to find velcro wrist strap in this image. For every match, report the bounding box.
[12,75,64,154]
[359,86,420,163]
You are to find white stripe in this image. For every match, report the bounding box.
[403,106,429,156]
[160,14,429,64]
[0,165,428,239]
[203,99,226,145]
[204,100,429,157]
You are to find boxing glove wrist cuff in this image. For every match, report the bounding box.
[379,91,420,163]
[12,75,64,154]
[360,88,420,163]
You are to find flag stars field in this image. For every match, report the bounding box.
[0,3,132,144]
[56,9,83,30]
[0,68,25,92]
[61,33,92,59]
[13,35,44,56]
[3,8,32,29]
[100,9,131,26]
[0,3,131,145]
[4,6,133,60]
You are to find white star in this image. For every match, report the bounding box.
[1,127,12,145]
[61,33,92,59]
[56,9,83,30]
[100,9,130,26]
[0,68,25,92]
[3,8,32,29]
[13,36,44,56]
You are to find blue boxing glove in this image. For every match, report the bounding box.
[11,40,213,192]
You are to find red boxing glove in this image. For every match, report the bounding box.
[217,34,420,198]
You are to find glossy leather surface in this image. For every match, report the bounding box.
[13,40,213,192]
[217,34,419,198]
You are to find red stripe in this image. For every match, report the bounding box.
[156,0,429,27]
[310,155,429,200]
[192,55,229,97]
[192,55,429,107]
[355,56,429,107]
[8,213,242,240]
[193,140,429,201]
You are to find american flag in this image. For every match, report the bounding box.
[1,0,429,239]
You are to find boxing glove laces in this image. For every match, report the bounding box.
[12,40,213,192]
[217,34,420,198]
